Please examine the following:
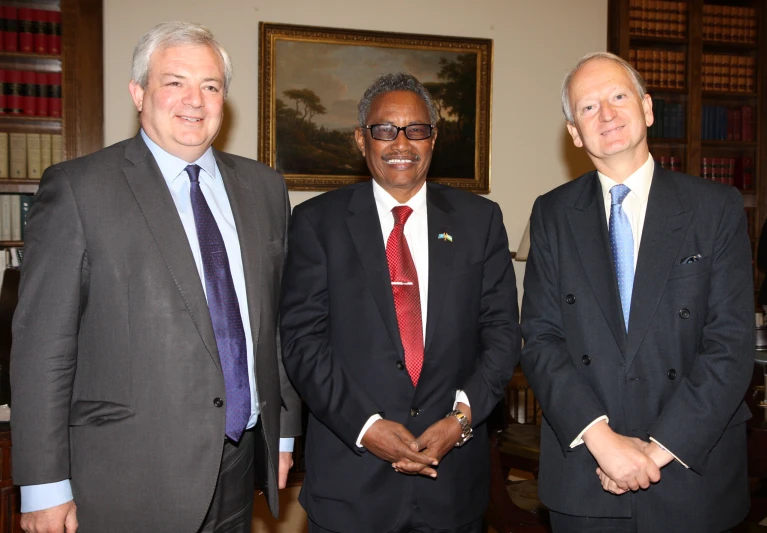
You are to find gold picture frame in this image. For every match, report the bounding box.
[258,22,492,193]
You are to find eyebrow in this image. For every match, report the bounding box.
[159,73,223,84]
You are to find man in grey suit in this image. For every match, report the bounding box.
[10,21,300,533]
[521,52,753,532]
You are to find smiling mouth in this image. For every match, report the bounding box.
[383,154,420,165]
[601,125,624,135]
[179,116,203,123]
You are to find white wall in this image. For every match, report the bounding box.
[103,0,607,298]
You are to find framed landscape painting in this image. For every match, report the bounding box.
[258,22,492,193]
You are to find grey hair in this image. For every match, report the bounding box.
[561,51,647,123]
[131,21,233,97]
[357,73,438,127]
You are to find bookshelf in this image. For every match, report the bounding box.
[609,0,767,302]
[0,0,103,247]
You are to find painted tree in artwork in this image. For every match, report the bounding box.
[282,89,327,125]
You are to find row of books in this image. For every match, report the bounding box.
[0,70,61,117]
[629,0,687,38]
[701,105,755,142]
[629,49,685,89]
[648,99,685,139]
[0,7,61,55]
[657,155,683,173]
[0,132,63,180]
[0,194,33,241]
[700,156,754,190]
[702,4,758,44]
[702,54,756,93]
[1,247,21,268]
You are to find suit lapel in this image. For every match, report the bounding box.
[625,166,691,368]
[346,182,403,358]
[216,150,263,357]
[565,173,627,354]
[424,184,455,352]
[122,134,221,372]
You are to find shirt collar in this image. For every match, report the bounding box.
[140,129,218,185]
[597,153,654,206]
[372,179,427,220]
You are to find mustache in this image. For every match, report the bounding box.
[381,152,421,162]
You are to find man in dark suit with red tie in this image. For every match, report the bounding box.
[280,73,519,533]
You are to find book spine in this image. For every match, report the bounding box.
[0,70,5,115]
[3,7,17,53]
[5,70,21,116]
[21,70,36,116]
[51,134,63,165]
[741,156,754,190]
[0,196,12,241]
[9,133,25,179]
[0,133,8,180]
[26,133,41,180]
[48,72,61,118]
[49,10,60,55]
[701,157,710,180]
[36,72,48,117]
[17,8,33,53]
[33,9,46,54]
[40,133,51,173]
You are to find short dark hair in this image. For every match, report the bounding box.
[357,73,438,127]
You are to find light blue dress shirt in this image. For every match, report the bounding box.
[21,131,292,513]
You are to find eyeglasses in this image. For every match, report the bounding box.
[365,123,434,141]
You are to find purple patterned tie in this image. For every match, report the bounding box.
[186,164,250,442]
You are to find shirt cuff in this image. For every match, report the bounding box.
[570,415,609,448]
[356,414,383,448]
[453,389,470,409]
[649,437,689,469]
[21,480,74,513]
[279,437,294,453]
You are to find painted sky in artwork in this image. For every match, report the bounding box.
[275,40,465,131]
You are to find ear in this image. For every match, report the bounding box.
[129,80,145,113]
[354,128,366,156]
[566,122,584,148]
[641,93,654,128]
[430,127,438,150]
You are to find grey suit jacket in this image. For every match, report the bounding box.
[521,165,754,533]
[10,134,301,532]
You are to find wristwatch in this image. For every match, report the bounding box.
[446,409,473,447]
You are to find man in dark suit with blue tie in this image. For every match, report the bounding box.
[10,21,300,533]
[280,73,519,532]
[520,52,754,533]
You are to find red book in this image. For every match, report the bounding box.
[3,7,18,52]
[17,8,33,53]
[670,156,681,173]
[741,156,754,190]
[34,10,48,54]
[48,72,61,117]
[0,71,6,115]
[726,158,735,186]
[35,72,48,117]
[701,157,710,180]
[711,158,721,183]
[741,105,753,141]
[6,70,22,115]
[21,70,36,115]
[48,11,60,55]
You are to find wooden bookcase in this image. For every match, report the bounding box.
[608,0,767,301]
[0,0,103,248]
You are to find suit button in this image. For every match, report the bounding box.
[396,361,405,370]
[581,354,591,366]
[410,408,420,417]
[566,294,576,304]
[213,397,224,407]
[679,308,690,319]
[667,369,677,380]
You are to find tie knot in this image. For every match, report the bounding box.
[392,205,414,227]
[610,184,631,206]
[185,164,201,183]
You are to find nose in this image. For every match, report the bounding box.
[390,128,412,150]
[599,100,616,121]
[182,85,204,108]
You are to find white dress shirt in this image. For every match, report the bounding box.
[356,180,469,447]
[570,154,687,468]
[20,131,292,513]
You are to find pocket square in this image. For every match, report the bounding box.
[680,253,702,264]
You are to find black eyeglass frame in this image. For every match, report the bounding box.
[365,123,435,141]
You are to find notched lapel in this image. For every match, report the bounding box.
[565,175,627,354]
[122,135,222,372]
[216,152,263,357]
[626,170,691,367]
[346,183,403,358]
[425,185,455,352]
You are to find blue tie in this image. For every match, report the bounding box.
[186,164,250,442]
[609,184,634,332]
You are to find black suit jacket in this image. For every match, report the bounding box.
[520,165,753,533]
[280,181,519,532]
[10,135,301,531]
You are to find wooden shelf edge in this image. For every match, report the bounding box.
[0,180,40,194]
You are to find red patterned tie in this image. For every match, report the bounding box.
[386,206,424,386]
